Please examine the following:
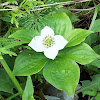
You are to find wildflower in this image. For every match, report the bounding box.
[28,26,68,59]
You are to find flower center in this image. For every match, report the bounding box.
[43,36,55,48]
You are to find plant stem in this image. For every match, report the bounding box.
[6,93,20,100]
[89,0,98,30]
[0,56,23,95]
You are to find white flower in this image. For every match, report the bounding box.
[28,26,68,59]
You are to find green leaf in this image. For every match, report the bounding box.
[2,41,25,49]
[83,89,97,96]
[85,33,100,45]
[49,12,72,40]
[93,45,100,55]
[60,43,100,65]
[56,8,79,23]
[91,19,100,32]
[0,68,14,93]
[1,16,11,22]
[9,29,39,43]
[22,76,35,100]
[0,38,16,46]
[43,57,80,97]
[95,93,100,100]
[77,74,100,95]
[0,38,24,53]
[0,48,17,56]
[85,59,100,74]
[87,59,100,68]
[13,50,47,76]
[66,29,93,47]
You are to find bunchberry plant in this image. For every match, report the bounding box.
[10,12,100,97]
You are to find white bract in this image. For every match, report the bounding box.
[28,26,68,59]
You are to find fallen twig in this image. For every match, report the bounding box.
[69,7,95,11]
[0,2,9,6]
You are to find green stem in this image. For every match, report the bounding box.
[89,0,98,31]
[6,93,20,100]
[0,56,23,95]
